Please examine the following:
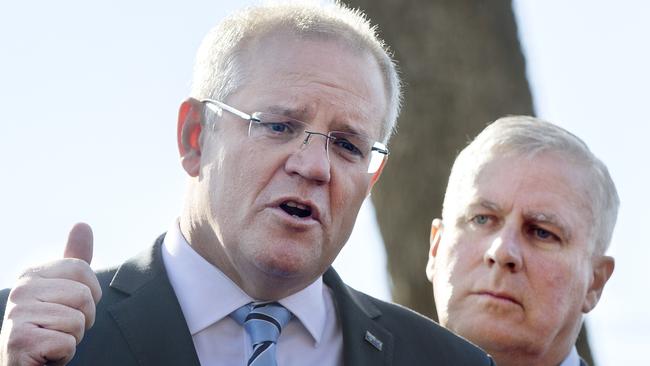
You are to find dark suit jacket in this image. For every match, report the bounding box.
[1,235,493,365]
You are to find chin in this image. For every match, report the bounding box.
[257,262,303,278]
[455,321,537,355]
[253,252,311,279]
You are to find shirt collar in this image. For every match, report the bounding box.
[278,272,326,345]
[559,346,581,366]
[161,220,327,345]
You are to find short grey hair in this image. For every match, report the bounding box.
[443,115,619,254]
[190,1,401,143]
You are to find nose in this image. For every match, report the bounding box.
[284,132,331,184]
[484,227,523,272]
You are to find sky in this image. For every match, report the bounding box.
[0,1,647,364]
[513,1,649,364]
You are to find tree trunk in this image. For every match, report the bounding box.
[344,0,593,364]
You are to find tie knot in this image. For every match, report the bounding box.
[232,302,293,345]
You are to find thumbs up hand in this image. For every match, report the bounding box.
[63,223,94,265]
[0,223,102,366]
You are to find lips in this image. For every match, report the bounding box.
[270,197,321,222]
[475,290,522,307]
[281,201,312,218]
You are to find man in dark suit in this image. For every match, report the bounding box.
[0,3,493,365]
[426,116,618,366]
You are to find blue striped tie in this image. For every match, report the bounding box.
[231,302,292,366]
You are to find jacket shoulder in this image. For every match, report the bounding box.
[0,288,9,330]
[362,290,494,364]
[324,267,493,365]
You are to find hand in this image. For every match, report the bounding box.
[0,223,102,366]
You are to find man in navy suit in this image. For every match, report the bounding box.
[0,2,493,365]
[426,116,618,366]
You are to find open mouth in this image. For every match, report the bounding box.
[280,201,313,218]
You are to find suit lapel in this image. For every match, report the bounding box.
[101,243,395,366]
[107,237,201,366]
[324,268,394,366]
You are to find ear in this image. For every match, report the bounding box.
[425,218,443,282]
[177,98,205,177]
[366,156,387,196]
[582,255,615,313]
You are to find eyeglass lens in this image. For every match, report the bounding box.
[247,114,384,173]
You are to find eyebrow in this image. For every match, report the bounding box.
[465,199,502,213]
[332,122,370,138]
[479,200,500,212]
[461,200,572,238]
[454,199,501,225]
[264,105,309,119]
[523,211,572,241]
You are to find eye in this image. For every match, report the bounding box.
[332,138,364,157]
[268,123,289,133]
[530,226,561,242]
[262,122,291,133]
[256,120,299,138]
[472,214,490,225]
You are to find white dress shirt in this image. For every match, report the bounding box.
[161,221,343,366]
[559,346,581,366]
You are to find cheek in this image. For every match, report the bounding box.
[528,256,589,318]
[202,146,263,226]
[444,233,483,274]
[330,171,370,224]
[432,245,466,326]
[216,142,276,193]
[433,233,487,307]
[433,239,468,298]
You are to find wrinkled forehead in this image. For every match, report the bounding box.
[237,29,385,91]
[444,150,597,220]
[233,31,388,138]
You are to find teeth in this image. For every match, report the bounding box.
[286,201,309,211]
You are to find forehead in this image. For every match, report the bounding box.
[453,153,594,234]
[229,31,388,139]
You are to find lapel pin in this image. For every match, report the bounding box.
[364,330,383,351]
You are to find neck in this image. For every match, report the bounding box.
[178,211,318,301]
[489,347,572,366]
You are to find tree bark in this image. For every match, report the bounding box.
[344,0,593,364]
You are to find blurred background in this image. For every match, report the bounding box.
[0,1,646,364]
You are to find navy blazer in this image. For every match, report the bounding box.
[1,235,493,365]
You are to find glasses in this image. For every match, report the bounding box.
[200,99,388,174]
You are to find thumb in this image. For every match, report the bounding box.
[64,222,94,264]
